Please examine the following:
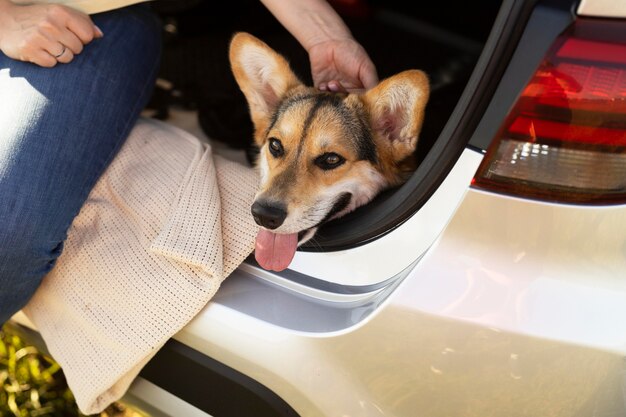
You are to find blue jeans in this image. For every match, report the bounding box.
[0,5,162,324]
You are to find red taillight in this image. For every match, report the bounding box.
[472,18,626,204]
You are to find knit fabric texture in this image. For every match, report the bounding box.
[23,118,259,414]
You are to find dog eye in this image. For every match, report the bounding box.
[315,152,346,170]
[268,138,284,157]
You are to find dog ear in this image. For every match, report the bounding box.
[363,70,430,162]
[229,32,303,140]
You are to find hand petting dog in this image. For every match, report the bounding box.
[259,0,378,93]
[230,32,429,272]
[309,37,379,93]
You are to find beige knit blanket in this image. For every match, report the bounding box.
[22,118,259,414]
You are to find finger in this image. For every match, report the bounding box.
[55,46,75,64]
[94,25,104,38]
[52,6,98,44]
[37,32,66,60]
[58,28,84,55]
[29,50,58,68]
[318,82,328,91]
[65,15,96,44]
[327,80,347,93]
[39,22,83,56]
[360,63,379,91]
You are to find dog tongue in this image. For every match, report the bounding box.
[255,229,298,271]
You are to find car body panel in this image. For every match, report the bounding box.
[287,149,482,286]
[173,187,626,416]
[578,0,626,17]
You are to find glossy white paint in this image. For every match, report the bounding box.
[578,0,626,17]
[405,189,626,352]
[175,187,626,416]
[237,262,388,303]
[287,148,484,286]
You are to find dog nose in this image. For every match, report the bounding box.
[251,201,287,230]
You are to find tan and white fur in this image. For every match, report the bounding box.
[229,32,429,271]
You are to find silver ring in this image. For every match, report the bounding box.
[54,45,67,59]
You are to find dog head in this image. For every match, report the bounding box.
[229,32,429,271]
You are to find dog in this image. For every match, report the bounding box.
[229,32,429,272]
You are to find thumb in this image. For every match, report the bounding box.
[360,62,379,90]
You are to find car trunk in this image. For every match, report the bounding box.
[149,0,514,252]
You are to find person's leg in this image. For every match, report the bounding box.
[0,4,162,324]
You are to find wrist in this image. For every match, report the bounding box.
[260,0,355,53]
[300,11,354,53]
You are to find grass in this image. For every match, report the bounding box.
[0,325,144,417]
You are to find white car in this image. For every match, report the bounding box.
[12,0,626,415]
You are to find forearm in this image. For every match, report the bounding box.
[260,0,353,51]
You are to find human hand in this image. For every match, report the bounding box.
[308,37,378,93]
[0,0,103,67]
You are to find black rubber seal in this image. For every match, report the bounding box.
[300,0,542,252]
[140,339,300,417]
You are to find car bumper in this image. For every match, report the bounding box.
[170,182,626,416]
